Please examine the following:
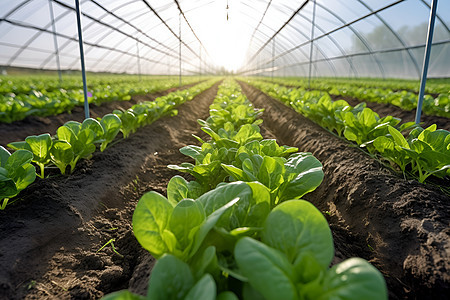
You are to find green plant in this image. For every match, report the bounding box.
[0,146,36,209]
[56,121,96,173]
[99,114,122,151]
[373,125,450,182]
[8,133,53,178]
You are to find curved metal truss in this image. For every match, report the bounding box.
[0,0,448,78]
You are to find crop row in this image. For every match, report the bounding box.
[0,75,202,123]
[0,79,218,210]
[262,77,449,118]
[272,77,450,95]
[246,79,450,183]
[103,79,387,300]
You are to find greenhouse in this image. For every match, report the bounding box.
[0,0,449,299]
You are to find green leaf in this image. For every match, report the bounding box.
[0,146,12,167]
[82,118,105,143]
[235,237,297,300]
[189,246,217,280]
[7,141,32,152]
[14,163,36,192]
[388,126,409,148]
[233,124,263,145]
[190,196,239,257]
[313,258,388,300]
[184,274,216,300]
[5,149,33,173]
[101,290,145,300]
[279,153,324,202]
[132,191,173,258]
[419,129,449,153]
[197,181,251,216]
[168,199,205,250]
[221,164,247,181]
[167,175,190,205]
[100,114,122,151]
[64,121,81,136]
[257,156,284,190]
[217,292,239,300]
[57,125,75,145]
[262,200,334,269]
[77,128,96,158]
[180,145,204,162]
[0,167,17,199]
[147,254,194,300]
[50,141,74,175]
[25,133,52,163]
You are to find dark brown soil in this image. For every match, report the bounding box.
[0,82,200,148]
[239,81,450,300]
[329,94,450,131]
[0,82,219,299]
[1,79,448,300]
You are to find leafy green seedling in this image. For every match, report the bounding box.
[0,146,36,209]
[99,114,122,151]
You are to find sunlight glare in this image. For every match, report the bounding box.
[195,1,249,72]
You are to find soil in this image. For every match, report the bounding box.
[1,79,449,300]
[0,82,200,148]
[239,81,450,300]
[0,82,219,299]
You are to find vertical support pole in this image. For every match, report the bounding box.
[136,39,141,81]
[178,12,182,87]
[167,56,170,80]
[75,0,89,119]
[415,0,438,124]
[48,0,62,83]
[272,37,275,82]
[308,0,316,89]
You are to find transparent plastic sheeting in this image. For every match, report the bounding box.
[0,0,449,78]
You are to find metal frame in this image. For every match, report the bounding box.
[416,0,439,124]
[0,0,448,78]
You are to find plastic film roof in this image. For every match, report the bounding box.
[0,0,449,78]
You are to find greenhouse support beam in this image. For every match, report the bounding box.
[415,0,438,124]
[308,0,316,89]
[141,1,205,65]
[240,39,450,76]
[48,0,62,83]
[245,0,404,78]
[174,0,213,65]
[248,0,272,48]
[247,0,309,65]
[272,37,275,81]
[75,0,89,119]
[136,40,141,81]
[179,12,182,87]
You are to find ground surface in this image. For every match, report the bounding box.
[0,81,449,299]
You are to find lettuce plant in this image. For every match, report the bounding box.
[222,152,324,206]
[56,122,96,173]
[0,146,36,209]
[8,133,53,178]
[99,114,122,151]
[234,200,387,300]
[373,125,450,182]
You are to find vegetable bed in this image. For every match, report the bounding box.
[0,82,219,298]
[239,81,449,299]
[0,79,448,299]
[0,82,201,147]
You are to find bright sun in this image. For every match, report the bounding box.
[193,1,249,72]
